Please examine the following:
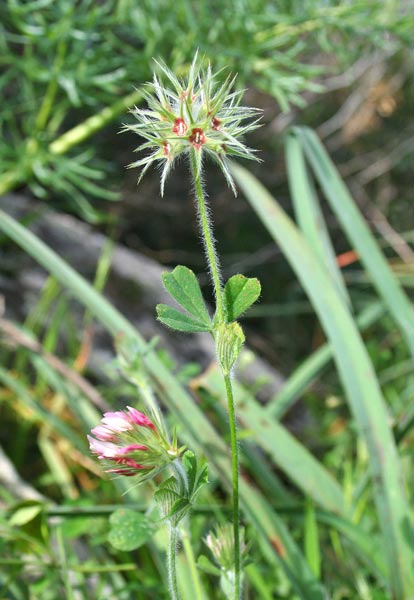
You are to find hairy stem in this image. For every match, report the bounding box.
[167,523,180,600]
[190,150,241,599]
[190,152,225,323]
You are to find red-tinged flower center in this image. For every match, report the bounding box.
[173,117,188,136]
[189,128,206,150]
[163,141,171,157]
[109,456,150,475]
[114,456,144,469]
[120,444,148,453]
[212,117,221,130]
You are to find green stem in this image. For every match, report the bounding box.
[167,523,180,600]
[49,89,142,155]
[0,169,25,197]
[190,151,225,322]
[190,150,241,599]
[35,37,68,132]
[224,373,241,600]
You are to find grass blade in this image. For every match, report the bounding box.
[230,162,414,599]
[304,499,321,579]
[0,208,327,599]
[294,126,414,356]
[266,301,385,419]
[285,131,350,307]
[193,365,346,514]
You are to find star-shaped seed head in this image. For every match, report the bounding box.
[123,51,261,196]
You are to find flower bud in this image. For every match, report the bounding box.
[205,524,247,596]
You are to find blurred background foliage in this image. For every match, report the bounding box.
[1,0,414,598]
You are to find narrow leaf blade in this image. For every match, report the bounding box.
[296,126,414,356]
[304,499,321,579]
[285,131,351,307]
[193,365,346,514]
[230,161,414,598]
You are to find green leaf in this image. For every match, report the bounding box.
[108,509,156,552]
[155,481,191,525]
[224,274,261,321]
[285,132,350,308]
[156,304,210,333]
[8,502,44,527]
[154,488,178,513]
[169,498,192,521]
[294,126,414,356]
[162,265,210,325]
[7,501,48,546]
[182,450,198,494]
[304,499,321,579]
[182,450,209,497]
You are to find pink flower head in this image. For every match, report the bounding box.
[88,406,180,481]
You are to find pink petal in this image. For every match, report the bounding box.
[119,444,148,454]
[108,466,148,476]
[87,436,120,459]
[110,455,150,471]
[91,425,115,441]
[101,412,133,433]
[103,410,129,420]
[126,406,155,430]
